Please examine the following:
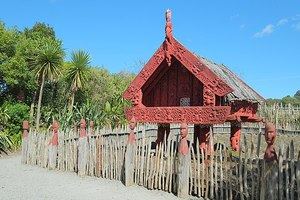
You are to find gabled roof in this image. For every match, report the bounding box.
[123,37,233,101]
[123,10,264,104]
[198,57,265,103]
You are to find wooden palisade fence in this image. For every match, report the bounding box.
[22,121,300,199]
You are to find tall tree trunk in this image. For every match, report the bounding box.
[35,72,45,130]
[69,91,75,112]
[29,90,37,122]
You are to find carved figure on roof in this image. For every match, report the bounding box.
[165,9,172,41]
[164,9,173,66]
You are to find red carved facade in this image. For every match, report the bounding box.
[123,10,263,152]
[125,106,230,124]
[123,10,233,124]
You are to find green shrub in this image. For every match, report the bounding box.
[0,129,12,154]
[3,102,29,134]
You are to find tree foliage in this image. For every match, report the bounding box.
[266,90,300,106]
[0,21,135,153]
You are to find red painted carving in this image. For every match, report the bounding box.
[123,11,233,104]
[50,121,59,146]
[264,122,278,162]
[80,119,87,138]
[22,120,29,138]
[194,125,211,154]
[132,89,144,107]
[156,123,170,144]
[164,9,173,66]
[89,121,94,135]
[171,39,233,96]
[123,46,165,101]
[230,122,241,151]
[165,9,173,41]
[179,122,189,155]
[230,101,258,116]
[128,117,137,144]
[125,106,230,124]
[203,85,215,106]
[227,101,261,122]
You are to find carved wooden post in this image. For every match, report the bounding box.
[263,122,278,199]
[124,117,136,186]
[264,122,277,162]
[78,119,88,176]
[48,120,59,169]
[177,122,190,198]
[21,121,29,164]
[194,124,211,154]
[230,121,241,151]
[89,120,94,135]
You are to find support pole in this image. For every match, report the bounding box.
[78,119,88,176]
[230,121,241,151]
[48,120,59,169]
[156,123,170,145]
[194,124,211,154]
[21,121,29,164]
[124,117,137,186]
[177,122,190,198]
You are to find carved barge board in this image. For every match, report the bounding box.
[125,106,230,124]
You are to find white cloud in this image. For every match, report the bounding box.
[277,18,288,26]
[230,14,239,20]
[291,14,300,21]
[254,24,274,38]
[253,14,300,38]
[292,22,300,31]
[240,24,246,29]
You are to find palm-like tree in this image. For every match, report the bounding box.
[66,50,91,112]
[32,39,64,130]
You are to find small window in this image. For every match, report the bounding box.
[180,97,190,106]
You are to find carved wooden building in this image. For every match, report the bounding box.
[123,10,264,151]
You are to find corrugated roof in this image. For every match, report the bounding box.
[198,56,265,103]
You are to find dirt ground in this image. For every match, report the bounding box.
[0,154,180,200]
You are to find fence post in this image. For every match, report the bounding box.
[177,122,190,198]
[124,117,136,186]
[89,120,94,135]
[78,119,88,176]
[263,122,278,199]
[48,120,59,170]
[21,120,29,164]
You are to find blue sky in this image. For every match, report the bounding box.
[1,0,299,99]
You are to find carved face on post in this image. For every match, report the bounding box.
[89,121,94,128]
[265,122,276,145]
[22,120,29,139]
[80,119,86,129]
[22,121,29,130]
[52,121,59,133]
[180,122,188,138]
[129,117,137,131]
